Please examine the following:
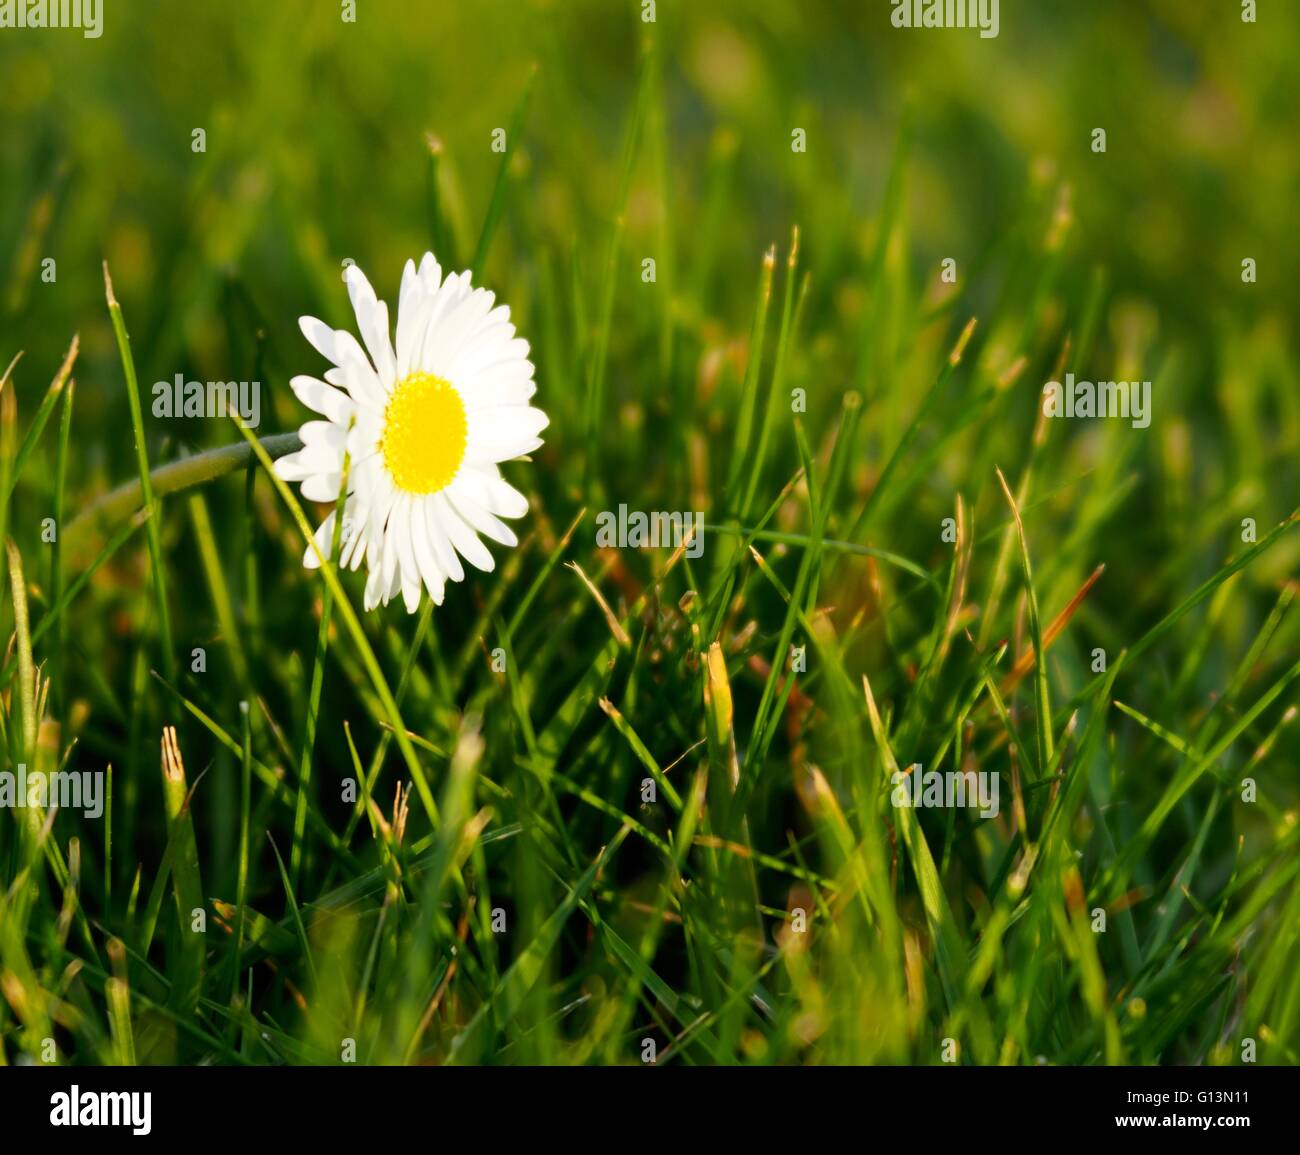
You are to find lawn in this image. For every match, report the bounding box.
[0,0,1297,1067]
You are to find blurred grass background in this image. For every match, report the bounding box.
[0,0,1297,1065]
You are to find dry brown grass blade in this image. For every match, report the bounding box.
[1002,563,1106,691]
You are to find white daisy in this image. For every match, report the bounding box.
[275,253,547,613]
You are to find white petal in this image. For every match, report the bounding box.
[299,316,343,364]
[331,353,389,411]
[364,565,386,612]
[341,510,368,569]
[291,375,356,424]
[380,498,402,591]
[367,470,398,529]
[410,503,447,603]
[398,254,446,375]
[414,272,474,370]
[469,405,549,441]
[467,437,542,465]
[424,288,497,377]
[290,446,346,476]
[301,472,343,502]
[434,493,495,572]
[274,451,315,482]
[350,505,382,574]
[451,467,530,520]
[344,264,398,386]
[423,497,465,583]
[352,455,386,502]
[462,376,537,411]
[447,492,518,548]
[302,512,336,569]
[395,501,424,614]
[350,408,384,440]
[299,316,372,375]
[418,252,444,296]
[299,420,348,448]
[464,405,548,464]
[447,322,522,381]
[395,259,423,375]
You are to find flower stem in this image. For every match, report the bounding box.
[66,431,302,543]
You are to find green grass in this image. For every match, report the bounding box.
[0,0,1298,1067]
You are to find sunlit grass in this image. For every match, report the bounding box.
[0,1,1297,1067]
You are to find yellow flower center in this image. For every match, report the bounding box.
[380,372,467,494]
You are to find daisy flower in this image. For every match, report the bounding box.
[275,253,547,612]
